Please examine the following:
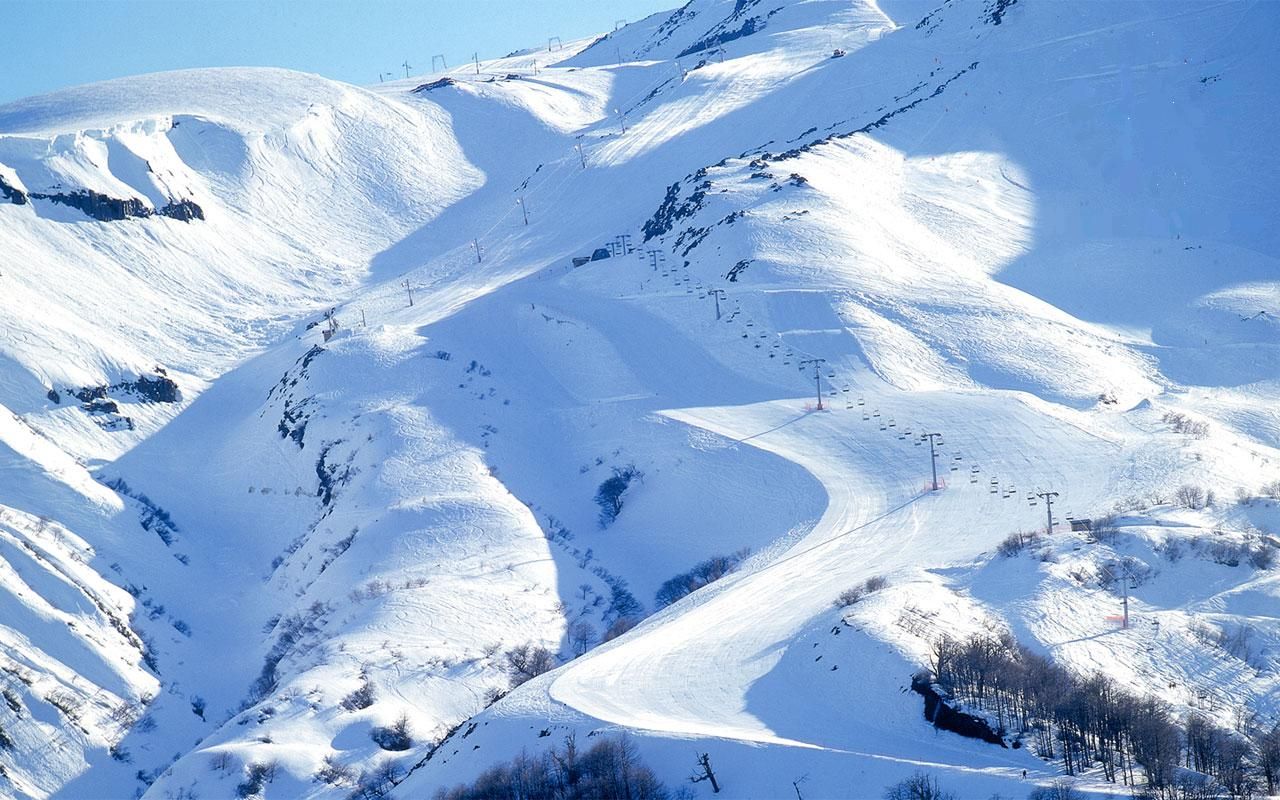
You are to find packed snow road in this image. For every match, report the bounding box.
[547,389,1124,750]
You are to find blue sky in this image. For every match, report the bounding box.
[0,0,678,105]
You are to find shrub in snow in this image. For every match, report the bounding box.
[1249,541,1276,570]
[654,549,749,609]
[314,754,355,786]
[370,713,413,751]
[1188,533,1269,568]
[505,643,556,687]
[1263,480,1280,500]
[340,675,376,711]
[595,465,642,526]
[834,575,891,608]
[235,761,273,798]
[603,616,639,642]
[1174,484,1207,510]
[996,530,1041,557]
[1085,514,1120,544]
[882,771,956,800]
[1026,779,1083,800]
[603,576,643,622]
[1155,538,1184,563]
[568,619,597,656]
[1163,411,1210,439]
[353,759,403,799]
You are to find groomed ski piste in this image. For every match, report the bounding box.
[0,0,1278,798]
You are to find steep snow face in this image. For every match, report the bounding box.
[0,0,1278,799]
[0,68,484,797]
[564,0,894,67]
[0,68,480,463]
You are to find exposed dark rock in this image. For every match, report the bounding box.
[986,0,1017,25]
[29,188,150,221]
[911,673,1007,747]
[70,373,181,405]
[3,178,204,223]
[643,178,711,242]
[0,174,28,205]
[103,477,181,548]
[85,398,121,415]
[725,259,753,282]
[678,16,762,57]
[315,440,358,506]
[268,346,325,448]
[412,77,456,93]
[158,199,204,221]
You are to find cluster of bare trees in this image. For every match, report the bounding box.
[928,633,1280,797]
[433,734,672,800]
[505,643,557,688]
[1163,411,1210,439]
[655,549,749,609]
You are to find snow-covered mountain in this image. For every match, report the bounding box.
[1,1,1278,798]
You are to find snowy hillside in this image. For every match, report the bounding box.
[1,0,1278,798]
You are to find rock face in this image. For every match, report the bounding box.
[69,373,182,405]
[0,174,203,222]
[0,173,28,204]
[157,198,205,221]
[911,673,1008,747]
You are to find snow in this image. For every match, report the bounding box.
[0,0,1276,797]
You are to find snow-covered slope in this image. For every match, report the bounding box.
[1,0,1278,798]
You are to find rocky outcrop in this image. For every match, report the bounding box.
[0,176,204,223]
[911,673,1007,747]
[0,173,28,205]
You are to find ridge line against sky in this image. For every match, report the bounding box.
[0,0,677,106]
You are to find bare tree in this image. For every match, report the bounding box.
[569,620,596,657]
[882,771,956,800]
[505,643,556,686]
